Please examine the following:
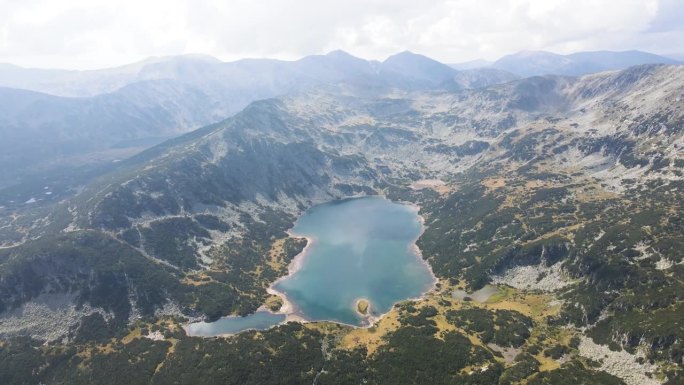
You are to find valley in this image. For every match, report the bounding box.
[0,58,683,384]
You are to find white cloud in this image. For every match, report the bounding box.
[0,0,681,69]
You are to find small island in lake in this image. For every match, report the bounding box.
[264,295,283,312]
[356,298,370,316]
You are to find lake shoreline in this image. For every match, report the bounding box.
[185,194,440,337]
[403,200,439,291]
[264,230,317,320]
[269,196,438,326]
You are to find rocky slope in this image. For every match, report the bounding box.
[0,50,525,196]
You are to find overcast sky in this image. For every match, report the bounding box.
[1,0,682,70]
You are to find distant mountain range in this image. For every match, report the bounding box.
[3,49,676,97]
[0,50,503,188]
[456,50,680,77]
[0,49,678,191]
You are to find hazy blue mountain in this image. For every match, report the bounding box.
[0,57,168,97]
[446,68,520,90]
[0,51,434,189]
[293,50,377,80]
[0,50,405,98]
[492,49,680,77]
[0,80,226,187]
[448,59,493,70]
[379,51,457,87]
[566,50,679,68]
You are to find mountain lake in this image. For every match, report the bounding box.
[185,196,436,336]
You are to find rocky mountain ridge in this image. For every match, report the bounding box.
[0,50,523,193]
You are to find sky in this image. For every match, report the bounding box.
[0,0,682,70]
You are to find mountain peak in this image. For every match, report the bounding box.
[321,50,368,66]
[383,50,422,62]
[325,49,355,58]
[380,51,456,87]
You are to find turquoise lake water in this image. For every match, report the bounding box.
[185,311,286,336]
[186,196,435,336]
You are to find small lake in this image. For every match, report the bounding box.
[186,196,436,336]
[185,311,286,337]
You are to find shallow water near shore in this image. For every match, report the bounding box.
[185,311,286,336]
[186,196,436,336]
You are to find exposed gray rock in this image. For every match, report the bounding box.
[492,262,571,292]
[578,336,661,385]
[0,293,110,342]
